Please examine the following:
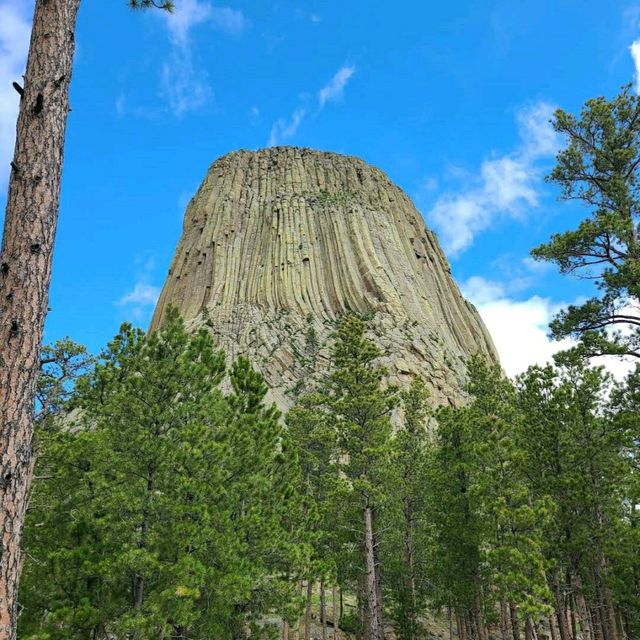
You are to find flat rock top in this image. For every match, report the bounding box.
[151,147,498,409]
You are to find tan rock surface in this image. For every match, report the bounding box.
[150,147,498,409]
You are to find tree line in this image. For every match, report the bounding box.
[16,309,640,640]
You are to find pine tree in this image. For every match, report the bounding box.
[287,314,398,640]
[516,354,631,640]
[327,315,397,640]
[429,358,552,640]
[19,309,308,639]
[531,85,640,358]
[381,379,431,640]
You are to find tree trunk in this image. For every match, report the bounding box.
[499,600,510,640]
[404,504,417,635]
[598,558,618,640]
[283,620,289,640]
[524,617,538,640]
[591,602,603,640]
[473,584,486,640]
[0,0,80,636]
[448,605,453,640]
[321,580,327,640]
[364,505,384,640]
[552,573,572,640]
[510,602,521,640]
[456,610,466,640]
[306,580,313,640]
[357,574,366,640]
[549,615,559,640]
[333,586,339,640]
[616,611,626,640]
[293,581,302,640]
[573,574,593,640]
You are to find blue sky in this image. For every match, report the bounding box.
[1,0,639,376]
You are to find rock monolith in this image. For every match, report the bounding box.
[150,147,497,409]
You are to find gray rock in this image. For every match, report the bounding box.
[150,147,498,410]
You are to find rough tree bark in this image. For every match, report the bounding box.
[510,602,521,640]
[499,600,510,640]
[305,581,313,640]
[552,573,572,640]
[573,574,594,640]
[321,580,327,640]
[0,0,80,636]
[364,505,384,640]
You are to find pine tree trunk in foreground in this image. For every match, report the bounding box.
[305,581,313,640]
[293,580,303,640]
[0,0,79,636]
[333,585,339,640]
[510,602,521,640]
[364,505,384,640]
[499,600,510,640]
[321,580,327,640]
[552,573,571,640]
[573,575,593,640]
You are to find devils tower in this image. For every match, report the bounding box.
[150,147,497,409]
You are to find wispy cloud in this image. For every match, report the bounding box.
[318,65,355,108]
[209,6,245,34]
[159,0,246,116]
[118,282,160,307]
[631,40,640,92]
[268,63,356,146]
[117,256,161,323]
[0,0,31,191]
[268,108,306,146]
[428,101,559,256]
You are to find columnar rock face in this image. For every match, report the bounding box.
[150,147,497,409]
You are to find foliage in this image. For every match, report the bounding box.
[19,309,308,640]
[532,84,640,358]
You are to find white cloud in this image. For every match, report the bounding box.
[463,276,573,376]
[117,255,161,324]
[268,108,306,146]
[160,50,211,116]
[428,101,559,255]
[165,0,212,46]
[160,1,246,115]
[267,63,355,146]
[209,6,245,34]
[318,65,355,108]
[516,101,559,158]
[631,40,640,93]
[0,0,32,191]
[463,276,635,380]
[118,282,160,307]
